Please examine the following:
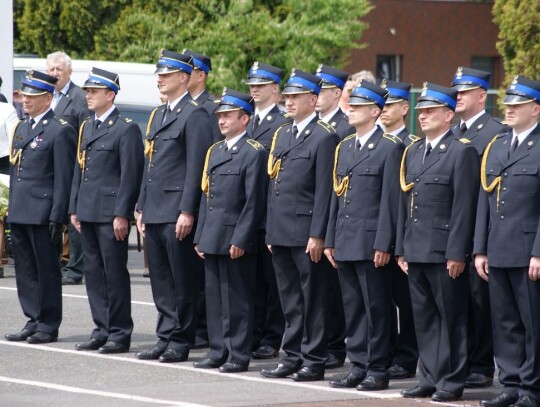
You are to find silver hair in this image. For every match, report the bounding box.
[46,51,72,69]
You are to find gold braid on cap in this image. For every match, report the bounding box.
[144,107,159,167]
[201,141,221,194]
[9,121,23,175]
[268,125,287,179]
[399,139,420,217]
[480,135,502,212]
[76,120,88,174]
[333,136,354,197]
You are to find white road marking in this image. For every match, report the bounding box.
[0,341,402,399]
[0,286,154,306]
[0,375,210,406]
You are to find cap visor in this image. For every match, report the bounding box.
[282,85,313,95]
[321,83,340,89]
[215,104,242,114]
[452,84,482,91]
[154,67,181,74]
[245,77,276,85]
[415,100,447,110]
[348,96,375,105]
[19,85,49,96]
[385,96,405,104]
[503,94,534,105]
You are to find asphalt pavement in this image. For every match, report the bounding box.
[0,232,502,406]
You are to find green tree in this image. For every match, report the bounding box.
[493,0,540,85]
[15,0,372,95]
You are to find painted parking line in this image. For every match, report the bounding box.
[0,341,402,399]
[0,375,209,406]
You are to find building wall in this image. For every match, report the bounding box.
[347,0,502,88]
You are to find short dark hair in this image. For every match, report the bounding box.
[0,76,3,87]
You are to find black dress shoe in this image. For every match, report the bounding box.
[388,364,415,379]
[431,389,459,402]
[193,358,225,369]
[219,362,248,373]
[76,338,106,351]
[329,372,366,388]
[252,345,279,359]
[5,329,35,342]
[191,337,209,350]
[357,375,389,391]
[401,386,436,398]
[512,395,540,407]
[98,341,129,354]
[291,366,324,382]
[260,363,300,378]
[325,353,345,369]
[465,372,493,388]
[158,348,188,363]
[135,346,166,360]
[26,332,57,344]
[480,393,518,407]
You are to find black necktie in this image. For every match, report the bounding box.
[354,139,361,156]
[252,114,260,133]
[94,119,101,133]
[162,105,171,125]
[423,143,432,163]
[29,118,35,128]
[292,125,299,139]
[460,122,467,135]
[509,136,519,157]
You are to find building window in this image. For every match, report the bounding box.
[470,56,500,88]
[376,55,401,81]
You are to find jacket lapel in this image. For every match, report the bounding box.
[22,110,55,148]
[504,126,540,168]
[348,128,382,171]
[87,109,119,144]
[282,116,318,155]
[209,136,247,171]
[157,94,191,132]
[252,106,281,140]
[416,131,453,176]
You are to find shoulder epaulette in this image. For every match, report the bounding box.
[317,120,334,133]
[383,132,400,144]
[246,139,263,150]
[84,115,92,123]
[459,138,471,144]
[189,99,198,106]
[283,112,290,118]
[123,117,133,123]
[213,99,221,104]
[58,118,68,125]
[408,134,421,143]
[339,134,356,145]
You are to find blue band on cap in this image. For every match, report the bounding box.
[193,58,210,74]
[388,88,410,100]
[351,87,385,107]
[87,75,120,94]
[249,69,281,84]
[423,89,456,109]
[317,72,345,89]
[454,75,489,89]
[157,57,193,74]
[221,95,254,115]
[24,78,55,93]
[286,77,320,94]
[513,83,540,102]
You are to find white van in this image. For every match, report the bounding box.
[13,57,160,107]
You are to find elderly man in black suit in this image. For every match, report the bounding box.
[5,70,75,344]
[46,51,91,286]
[396,83,480,402]
[194,89,267,373]
[136,49,212,363]
[475,76,540,407]
[69,68,144,354]
[261,69,339,382]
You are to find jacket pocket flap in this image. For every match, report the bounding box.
[432,217,450,230]
[95,143,114,151]
[513,165,538,175]
[337,165,348,176]
[486,165,502,176]
[163,184,183,191]
[405,175,415,183]
[295,204,313,216]
[357,166,379,175]
[219,166,240,175]
[365,219,378,231]
[425,175,450,184]
[291,150,310,160]
[30,188,53,199]
[523,221,539,233]
[100,186,118,196]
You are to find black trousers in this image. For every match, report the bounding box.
[80,222,132,346]
[467,262,495,377]
[272,246,327,372]
[337,259,391,378]
[252,230,284,350]
[205,253,256,365]
[389,259,418,373]
[489,266,540,401]
[408,262,468,396]
[11,224,62,336]
[325,260,347,361]
[145,223,198,353]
